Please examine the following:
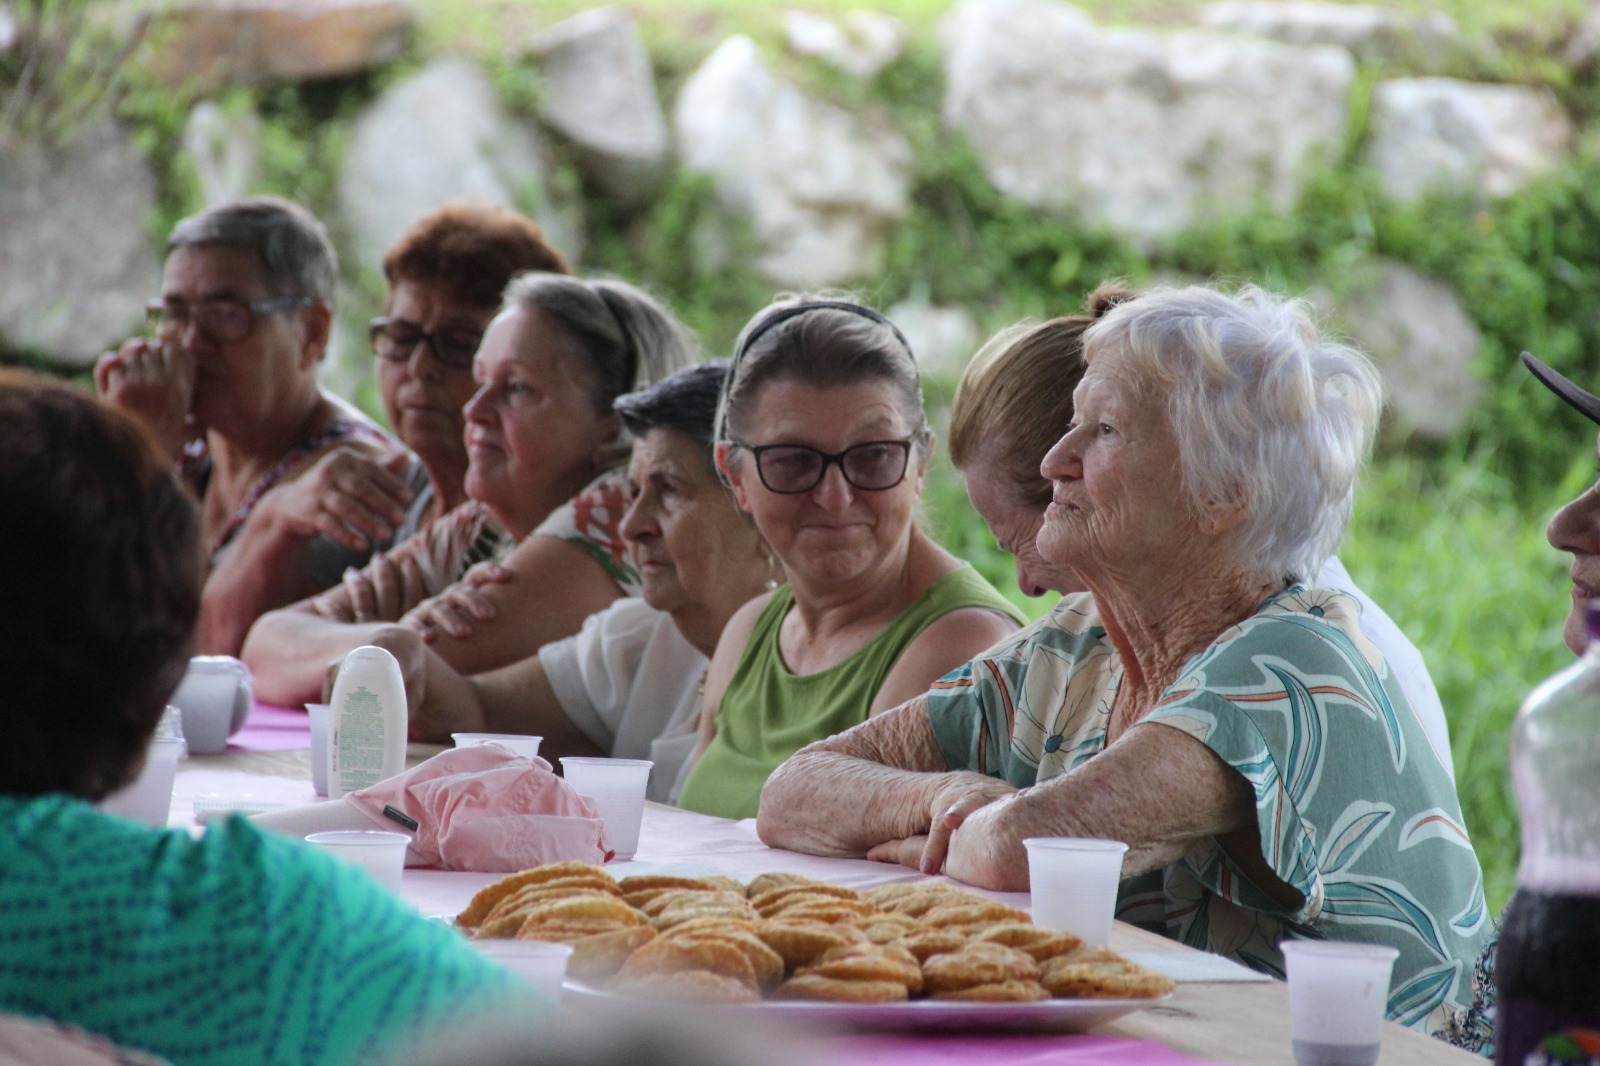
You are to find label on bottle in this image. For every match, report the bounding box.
[335,685,386,791]
[1499,1019,1600,1066]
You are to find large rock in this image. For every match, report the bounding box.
[181,100,263,207]
[940,0,1354,245]
[0,123,161,367]
[1326,262,1482,441]
[1363,79,1571,203]
[139,0,412,92]
[528,7,668,205]
[673,35,912,288]
[783,9,907,79]
[338,56,583,276]
[1198,2,1461,67]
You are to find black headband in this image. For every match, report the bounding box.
[1523,351,1600,427]
[731,300,915,368]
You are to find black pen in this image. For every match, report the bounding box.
[382,804,418,833]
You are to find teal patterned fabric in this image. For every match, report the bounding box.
[926,586,1490,1038]
[0,795,530,1066]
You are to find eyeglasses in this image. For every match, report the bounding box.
[369,318,483,370]
[738,439,916,494]
[145,295,311,342]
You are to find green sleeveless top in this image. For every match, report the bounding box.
[677,564,1023,819]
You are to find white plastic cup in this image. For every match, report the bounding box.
[452,733,543,759]
[170,656,253,755]
[558,757,653,861]
[305,830,410,893]
[1023,837,1129,946]
[469,939,574,998]
[1281,939,1399,1066]
[306,703,330,797]
[99,737,185,827]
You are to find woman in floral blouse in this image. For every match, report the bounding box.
[760,284,1491,1039]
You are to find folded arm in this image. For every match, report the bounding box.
[756,697,1010,858]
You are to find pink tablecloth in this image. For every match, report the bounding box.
[230,701,313,752]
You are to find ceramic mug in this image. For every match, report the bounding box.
[170,656,253,755]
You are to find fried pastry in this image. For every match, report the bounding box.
[920,900,1032,930]
[894,927,970,963]
[456,861,616,928]
[974,922,1083,962]
[1040,951,1176,999]
[749,882,861,915]
[566,926,659,981]
[800,942,924,996]
[922,942,1041,994]
[755,919,867,971]
[613,970,761,1004]
[617,931,760,990]
[772,973,910,1002]
[745,872,812,898]
[930,980,1051,1002]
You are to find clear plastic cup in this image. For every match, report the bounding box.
[306,702,330,797]
[470,939,574,998]
[558,757,653,861]
[1023,837,1129,946]
[305,830,410,893]
[99,736,185,827]
[452,733,543,759]
[1281,940,1398,1066]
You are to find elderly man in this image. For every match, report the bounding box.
[96,196,411,656]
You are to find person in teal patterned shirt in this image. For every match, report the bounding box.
[0,371,533,1066]
[760,285,1491,1039]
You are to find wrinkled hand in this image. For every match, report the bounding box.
[94,338,196,458]
[340,550,430,624]
[400,560,514,643]
[859,772,1016,875]
[259,447,413,552]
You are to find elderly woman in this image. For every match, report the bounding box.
[364,362,774,801]
[674,298,1024,819]
[244,274,695,704]
[304,198,570,586]
[96,196,407,657]
[0,372,526,1066]
[760,285,1490,1036]
[947,284,1455,777]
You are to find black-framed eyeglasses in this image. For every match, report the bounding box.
[145,295,311,342]
[737,439,916,494]
[368,317,483,370]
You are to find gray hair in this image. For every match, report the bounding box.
[501,274,698,413]
[715,294,927,447]
[167,195,338,304]
[1082,284,1383,582]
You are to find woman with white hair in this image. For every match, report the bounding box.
[760,285,1491,1037]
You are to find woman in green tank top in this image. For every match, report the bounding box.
[676,298,1024,819]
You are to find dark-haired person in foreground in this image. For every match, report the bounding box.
[0,371,527,1066]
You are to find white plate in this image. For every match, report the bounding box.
[563,980,1165,1033]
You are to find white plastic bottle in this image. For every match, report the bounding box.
[327,646,407,799]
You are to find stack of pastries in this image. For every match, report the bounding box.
[456,862,1175,1005]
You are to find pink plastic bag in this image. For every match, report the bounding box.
[347,746,611,871]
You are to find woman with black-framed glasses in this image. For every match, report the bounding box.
[674,297,1025,819]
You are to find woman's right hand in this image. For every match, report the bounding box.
[94,338,196,459]
[915,774,1020,875]
[401,561,516,643]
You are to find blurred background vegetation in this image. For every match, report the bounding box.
[10,0,1600,911]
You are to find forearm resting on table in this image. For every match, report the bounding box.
[198,519,322,658]
[758,698,963,856]
[242,610,400,706]
[945,721,1262,889]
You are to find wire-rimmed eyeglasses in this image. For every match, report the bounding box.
[145,294,312,342]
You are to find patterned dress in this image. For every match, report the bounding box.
[926,586,1491,1038]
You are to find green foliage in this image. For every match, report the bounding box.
[1339,451,1578,913]
[0,0,142,146]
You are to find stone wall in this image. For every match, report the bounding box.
[0,0,1586,439]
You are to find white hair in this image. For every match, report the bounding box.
[1082,284,1383,582]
